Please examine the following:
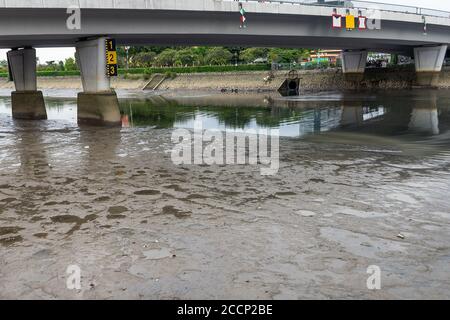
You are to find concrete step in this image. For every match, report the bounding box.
[142,74,166,90]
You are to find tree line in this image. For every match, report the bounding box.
[116,46,311,68]
[0,46,311,73]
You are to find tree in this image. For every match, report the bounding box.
[132,51,157,67]
[64,57,78,70]
[391,54,399,65]
[154,49,177,67]
[40,60,60,71]
[268,48,310,64]
[174,48,198,67]
[113,45,312,68]
[204,47,233,65]
[0,60,7,73]
[241,48,269,63]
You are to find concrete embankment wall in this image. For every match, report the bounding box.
[1,67,450,93]
[161,68,450,91]
[0,76,147,91]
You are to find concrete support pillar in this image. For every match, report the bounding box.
[75,37,121,126]
[414,45,448,86]
[341,50,368,82]
[7,48,47,120]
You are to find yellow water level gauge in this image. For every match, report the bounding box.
[105,38,118,77]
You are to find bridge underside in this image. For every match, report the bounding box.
[0,34,423,55]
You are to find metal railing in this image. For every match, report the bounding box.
[237,0,450,18]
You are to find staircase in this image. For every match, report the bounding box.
[142,74,166,90]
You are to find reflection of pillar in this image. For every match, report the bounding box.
[341,50,368,82]
[409,93,439,135]
[75,37,121,126]
[340,102,364,126]
[313,108,321,132]
[79,127,122,172]
[14,123,49,177]
[7,48,47,120]
[414,45,447,86]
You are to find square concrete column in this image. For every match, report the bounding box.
[7,48,47,120]
[414,45,448,86]
[341,50,368,82]
[75,37,121,126]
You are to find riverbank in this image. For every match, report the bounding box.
[2,68,450,93]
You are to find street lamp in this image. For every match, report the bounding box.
[124,46,130,70]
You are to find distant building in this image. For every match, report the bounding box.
[310,49,342,64]
[368,52,391,62]
[367,53,392,68]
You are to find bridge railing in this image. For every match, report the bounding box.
[1,0,448,18]
[235,0,450,18]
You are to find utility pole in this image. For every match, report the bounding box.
[124,46,130,70]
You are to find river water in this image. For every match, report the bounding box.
[0,90,449,299]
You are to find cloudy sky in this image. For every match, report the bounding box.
[0,0,449,63]
[384,0,449,10]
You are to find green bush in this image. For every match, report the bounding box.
[123,73,143,80]
[164,71,177,79]
[318,61,330,69]
[37,70,81,77]
[304,61,318,70]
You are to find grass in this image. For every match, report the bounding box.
[0,64,271,78]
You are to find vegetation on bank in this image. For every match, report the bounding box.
[0,64,271,79]
[114,46,310,68]
[0,46,417,79]
[0,46,307,77]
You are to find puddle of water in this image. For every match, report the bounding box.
[320,227,409,259]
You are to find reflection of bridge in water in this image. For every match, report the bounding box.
[118,92,448,138]
[2,92,445,138]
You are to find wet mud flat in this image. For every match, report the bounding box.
[1,96,450,299]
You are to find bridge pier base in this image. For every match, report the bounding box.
[77,92,121,126]
[414,45,447,86]
[341,50,368,82]
[75,37,121,126]
[7,48,47,120]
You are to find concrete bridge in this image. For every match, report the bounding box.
[0,0,449,125]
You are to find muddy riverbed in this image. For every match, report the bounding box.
[0,90,450,299]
